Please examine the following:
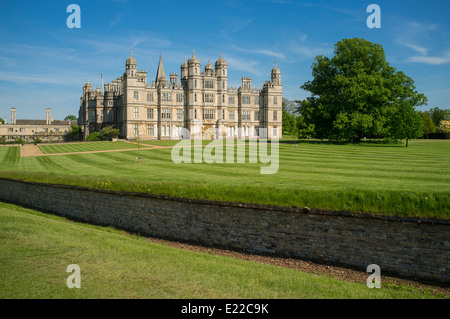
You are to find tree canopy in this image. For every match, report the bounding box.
[300,38,427,143]
[64,115,78,121]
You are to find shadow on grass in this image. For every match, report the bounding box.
[280,138,405,147]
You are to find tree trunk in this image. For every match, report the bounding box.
[406,138,409,147]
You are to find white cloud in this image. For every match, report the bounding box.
[405,51,450,65]
[396,39,428,55]
[225,56,263,76]
[230,45,285,59]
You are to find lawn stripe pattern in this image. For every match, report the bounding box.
[0,140,449,218]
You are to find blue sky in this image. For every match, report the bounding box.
[0,0,449,120]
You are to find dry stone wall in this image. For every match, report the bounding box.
[0,177,448,283]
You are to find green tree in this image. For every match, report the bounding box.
[418,111,436,137]
[282,110,298,137]
[0,118,4,124]
[427,107,446,127]
[99,126,120,140]
[65,115,78,121]
[389,102,423,147]
[65,125,82,141]
[295,100,316,139]
[300,38,427,142]
[282,98,298,115]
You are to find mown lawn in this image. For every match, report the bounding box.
[0,139,449,218]
[38,141,143,154]
[0,202,444,299]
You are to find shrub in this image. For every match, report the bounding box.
[86,132,102,141]
[100,126,120,140]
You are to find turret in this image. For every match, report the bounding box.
[126,49,137,78]
[271,61,281,85]
[180,55,188,81]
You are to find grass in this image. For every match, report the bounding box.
[38,141,143,154]
[0,139,449,219]
[0,201,444,299]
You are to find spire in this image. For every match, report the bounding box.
[155,54,167,84]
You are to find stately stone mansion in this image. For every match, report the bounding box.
[78,51,282,140]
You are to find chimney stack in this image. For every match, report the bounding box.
[11,108,16,125]
[46,108,51,125]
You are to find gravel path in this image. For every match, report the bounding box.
[19,144,44,157]
[143,236,450,298]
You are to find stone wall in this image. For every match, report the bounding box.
[0,177,448,283]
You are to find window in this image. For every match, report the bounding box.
[242,95,250,104]
[100,110,104,122]
[175,126,183,138]
[147,108,154,120]
[134,124,139,136]
[147,125,154,136]
[222,109,225,120]
[273,96,277,105]
[134,91,139,100]
[242,110,250,121]
[8,128,13,132]
[273,110,277,121]
[204,80,214,89]
[222,95,225,103]
[147,92,154,102]
[113,109,118,122]
[204,94,214,103]
[222,81,225,89]
[162,125,171,137]
[229,96,235,105]
[176,93,183,103]
[89,110,95,122]
[229,110,235,121]
[177,109,184,120]
[55,128,60,133]
[161,92,171,101]
[161,108,171,119]
[194,93,197,103]
[195,79,197,88]
[254,96,259,105]
[273,126,277,137]
[202,109,214,120]
[195,109,197,119]
[134,107,138,119]
[254,111,260,121]
[20,128,26,132]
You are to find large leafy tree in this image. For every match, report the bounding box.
[300,38,427,143]
[418,111,437,137]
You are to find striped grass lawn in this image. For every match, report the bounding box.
[0,139,449,218]
[0,202,444,299]
[38,141,143,154]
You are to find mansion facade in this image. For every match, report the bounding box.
[78,51,282,140]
